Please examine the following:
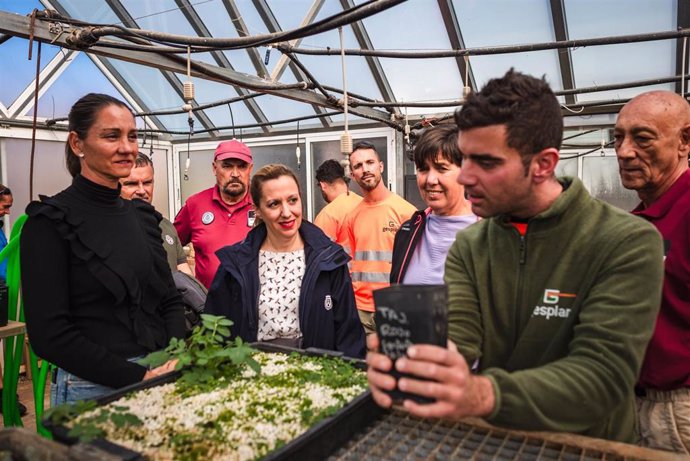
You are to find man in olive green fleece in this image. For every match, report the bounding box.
[367,69,664,443]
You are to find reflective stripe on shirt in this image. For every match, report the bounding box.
[354,250,393,261]
[351,271,390,283]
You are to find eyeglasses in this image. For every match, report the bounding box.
[0,187,11,196]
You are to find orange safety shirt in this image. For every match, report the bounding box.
[343,194,416,312]
[314,191,362,250]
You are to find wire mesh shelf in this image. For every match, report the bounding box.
[328,409,668,461]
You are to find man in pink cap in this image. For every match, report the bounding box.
[174,140,254,288]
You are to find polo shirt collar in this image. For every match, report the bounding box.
[212,185,252,211]
[633,169,690,219]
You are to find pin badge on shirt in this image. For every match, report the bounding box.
[324,295,333,311]
[247,210,256,227]
[201,211,214,225]
[164,235,174,245]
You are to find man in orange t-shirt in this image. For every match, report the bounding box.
[314,159,362,251]
[343,142,416,334]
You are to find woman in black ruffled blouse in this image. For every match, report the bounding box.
[20,93,185,405]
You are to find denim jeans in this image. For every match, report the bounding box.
[50,356,145,407]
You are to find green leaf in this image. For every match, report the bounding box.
[68,423,105,442]
[246,357,261,375]
[178,352,193,366]
[108,410,142,428]
[44,400,98,424]
[111,413,128,428]
[121,413,143,426]
[217,318,234,327]
[139,350,171,368]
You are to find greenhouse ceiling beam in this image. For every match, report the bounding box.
[218,0,269,78]
[675,0,690,94]
[340,0,400,117]
[251,0,331,128]
[174,0,270,132]
[549,0,576,105]
[0,10,397,129]
[105,0,218,136]
[39,0,167,133]
[261,0,323,83]
[437,0,477,93]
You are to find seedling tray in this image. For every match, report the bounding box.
[45,343,377,461]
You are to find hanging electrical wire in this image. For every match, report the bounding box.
[182,45,195,180]
[183,117,193,181]
[28,24,42,201]
[228,103,236,139]
[682,36,688,98]
[339,27,352,177]
[462,55,471,99]
[284,52,335,102]
[295,120,301,170]
[560,140,616,160]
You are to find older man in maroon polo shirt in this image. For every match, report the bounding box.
[615,90,690,454]
[174,140,254,288]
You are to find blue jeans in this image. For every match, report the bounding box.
[50,356,146,406]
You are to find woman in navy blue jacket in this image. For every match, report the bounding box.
[205,164,365,358]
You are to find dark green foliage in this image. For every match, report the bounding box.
[139,314,261,393]
[46,400,142,442]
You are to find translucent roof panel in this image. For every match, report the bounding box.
[118,0,218,67]
[104,58,205,132]
[192,78,256,128]
[255,71,322,129]
[192,1,261,75]
[0,36,61,108]
[358,0,463,115]
[49,0,122,24]
[453,0,563,91]
[5,0,44,13]
[288,1,383,101]
[263,1,319,32]
[565,0,676,102]
[33,52,129,118]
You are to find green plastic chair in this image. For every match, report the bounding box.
[0,214,54,437]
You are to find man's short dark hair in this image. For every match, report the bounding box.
[413,125,461,170]
[454,69,563,170]
[135,152,154,170]
[351,140,380,160]
[316,159,349,184]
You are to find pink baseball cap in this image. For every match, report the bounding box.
[214,140,252,163]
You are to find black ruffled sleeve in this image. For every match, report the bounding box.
[21,202,146,388]
[21,197,184,388]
